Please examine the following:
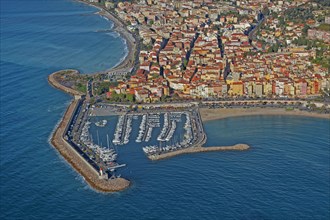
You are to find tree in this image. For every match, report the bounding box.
[183,58,188,69]
[126,94,135,102]
[302,24,310,36]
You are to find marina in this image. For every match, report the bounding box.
[142,111,198,156]
[70,102,204,160]
[5,0,329,217]
[63,101,206,178]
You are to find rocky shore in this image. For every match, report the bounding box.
[48,71,130,192]
[147,144,250,161]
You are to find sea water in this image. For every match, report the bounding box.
[1,0,329,219]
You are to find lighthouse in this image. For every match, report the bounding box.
[99,167,103,176]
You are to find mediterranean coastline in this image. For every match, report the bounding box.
[48,72,130,192]
[48,69,253,191]
[76,0,137,74]
[46,0,137,192]
[47,0,330,193]
[2,0,330,218]
[3,0,330,218]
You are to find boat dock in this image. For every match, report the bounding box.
[142,108,206,157]
[88,103,208,159]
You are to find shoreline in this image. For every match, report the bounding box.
[47,0,138,193]
[47,1,329,193]
[147,144,250,161]
[48,72,130,193]
[76,0,136,73]
[200,107,330,122]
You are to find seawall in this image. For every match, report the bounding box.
[147,144,250,161]
[48,71,130,192]
[48,70,83,96]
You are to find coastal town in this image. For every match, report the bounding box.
[48,0,330,192]
[89,0,330,102]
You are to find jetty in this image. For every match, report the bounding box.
[48,70,84,97]
[49,71,252,192]
[147,144,250,161]
[48,71,130,193]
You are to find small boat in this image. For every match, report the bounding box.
[95,119,107,127]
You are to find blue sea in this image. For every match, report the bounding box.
[1,0,329,219]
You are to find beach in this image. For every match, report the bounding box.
[200,107,330,122]
[77,0,137,74]
[96,10,136,72]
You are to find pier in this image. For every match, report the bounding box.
[88,103,251,161]
[138,109,207,158]
[48,71,252,192]
[147,144,250,161]
[48,72,130,192]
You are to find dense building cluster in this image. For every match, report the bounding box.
[101,0,329,102]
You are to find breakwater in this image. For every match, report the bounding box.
[147,144,250,161]
[48,71,130,192]
[48,70,83,96]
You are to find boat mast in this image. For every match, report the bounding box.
[97,130,100,146]
[107,134,110,150]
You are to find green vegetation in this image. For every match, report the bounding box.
[107,91,135,102]
[182,58,188,69]
[292,37,328,49]
[95,81,118,95]
[150,73,160,79]
[219,10,239,17]
[312,0,330,7]
[267,43,279,53]
[290,36,329,72]
[244,51,259,56]
[285,107,294,111]
[284,7,314,23]
[316,23,330,32]
[141,42,153,50]
[160,95,172,102]
[302,24,310,36]
[76,82,87,93]
[262,7,270,16]
[311,56,330,73]
[292,37,309,46]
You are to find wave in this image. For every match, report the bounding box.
[105,31,120,38]
[47,100,71,144]
[112,38,129,68]
[95,28,113,33]
[47,101,70,113]
[97,14,114,29]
